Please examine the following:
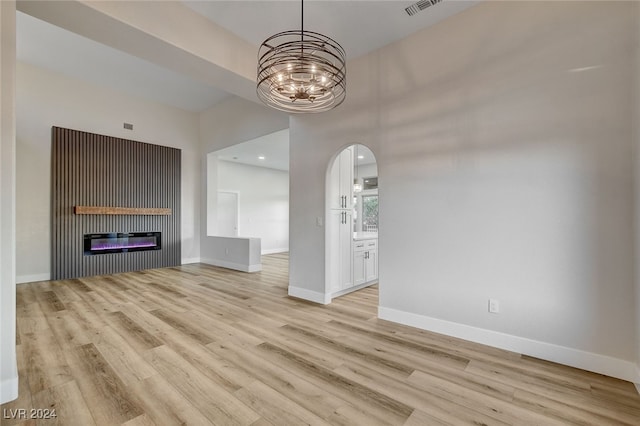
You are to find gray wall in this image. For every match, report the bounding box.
[52,126,181,279]
[288,1,637,381]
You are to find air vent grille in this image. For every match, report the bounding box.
[405,0,443,16]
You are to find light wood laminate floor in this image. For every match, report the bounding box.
[3,253,640,425]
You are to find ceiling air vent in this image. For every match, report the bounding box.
[405,0,444,16]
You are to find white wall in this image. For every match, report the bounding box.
[0,0,18,404]
[198,96,288,252]
[218,160,289,254]
[290,1,638,382]
[15,62,202,281]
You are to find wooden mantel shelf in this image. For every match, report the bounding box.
[74,206,172,216]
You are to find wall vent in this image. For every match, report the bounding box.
[405,0,443,16]
[123,122,133,130]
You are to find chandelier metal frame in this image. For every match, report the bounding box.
[256,1,346,113]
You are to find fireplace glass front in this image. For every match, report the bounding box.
[84,232,161,255]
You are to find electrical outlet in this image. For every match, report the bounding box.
[488,299,500,314]
[225,248,229,255]
[316,217,323,227]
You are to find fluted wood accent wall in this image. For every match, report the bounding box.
[52,127,181,279]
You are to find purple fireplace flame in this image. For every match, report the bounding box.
[84,232,161,255]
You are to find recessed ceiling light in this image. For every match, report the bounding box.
[258,156,265,160]
[358,155,364,159]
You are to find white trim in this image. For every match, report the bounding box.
[288,286,331,305]
[0,376,18,404]
[261,248,289,255]
[635,366,640,395]
[16,273,50,284]
[201,258,261,273]
[378,306,638,383]
[181,257,201,265]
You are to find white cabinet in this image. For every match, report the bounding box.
[353,242,367,286]
[328,209,353,292]
[364,246,378,282]
[353,238,378,286]
[328,146,355,293]
[329,147,353,210]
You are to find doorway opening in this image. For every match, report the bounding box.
[217,191,239,237]
[325,144,378,301]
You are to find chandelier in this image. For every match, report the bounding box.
[256,0,346,113]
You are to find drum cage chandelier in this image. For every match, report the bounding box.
[256,1,346,113]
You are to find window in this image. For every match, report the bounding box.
[362,195,378,232]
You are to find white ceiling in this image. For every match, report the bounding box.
[16,1,477,113]
[213,131,376,172]
[184,0,477,60]
[16,11,231,112]
[215,129,290,171]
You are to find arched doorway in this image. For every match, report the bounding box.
[325,144,378,301]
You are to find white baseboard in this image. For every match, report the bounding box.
[288,286,331,305]
[201,258,261,273]
[378,306,638,383]
[181,257,201,265]
[16,273,50,284]
[0,376,18,404]
[262,248,289,255]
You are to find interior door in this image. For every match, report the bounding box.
[217,191,238,237]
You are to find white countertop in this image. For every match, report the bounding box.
[353,232,378,241]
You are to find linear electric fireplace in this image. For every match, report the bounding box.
[84,232,162,255]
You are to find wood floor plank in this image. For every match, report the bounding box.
[513,389,640,425]
[234,380,333,426]
[66,343,143,424]
[106,311,164,352]
[4,254,639,426]
[336,362,511,426]
[144,345,260,426]
[128,374,214,426]
[408,369,568,425]
[206,340,391,426]
[148,309,216,345]
[22,331,73,395]
[31,380,96,426]
[402,409,450,426]
[256,341,414,424]
[92,326,157,386]
[158,327,256,393]
[122,413,157,426]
